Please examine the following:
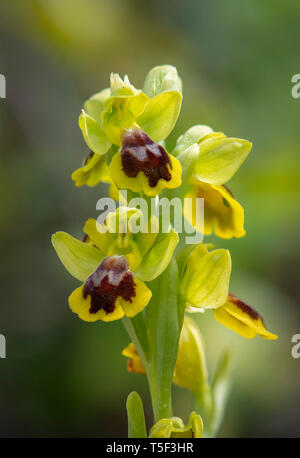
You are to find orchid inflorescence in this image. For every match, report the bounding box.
[52,65,277,438]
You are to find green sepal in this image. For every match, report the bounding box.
[84,88,110,121]
[195,137,252,185]
[51,231,104,281]
[79,109,110,155]
[180,246,231,309]
[137,91,182,142]
[173,125,213,157]
[176,143,199,194]
[126,391,147,438]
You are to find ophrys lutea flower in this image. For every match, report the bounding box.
[179,244,277,339]
[75,66,183,195]
[52,208,178,322]
[173,125,252,238]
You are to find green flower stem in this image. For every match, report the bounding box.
[146,366,173,422]
[124,258,185,424]
[146,258,184,422]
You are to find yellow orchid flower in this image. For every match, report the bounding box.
[52,208,178,322]
[173,125,252,239]
[75,67,183,193]
[185,177,245,239]
[214,293,278,340]
[109,128,182,197]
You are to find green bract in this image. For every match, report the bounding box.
[79,110,110,155]
[173,124,252,186]
[179,244,231,309]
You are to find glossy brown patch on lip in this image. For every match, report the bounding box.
[228,293,261,321]
[121,129,172,187]
[83,256,136,315]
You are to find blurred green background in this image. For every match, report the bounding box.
[0,0,300,438]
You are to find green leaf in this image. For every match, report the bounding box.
[195,137,252,185]
[143,65,182,98]
[173,125,213,157]
[135,230,179,282]
[79,109,111,155]
[137,91,182,142]
[126,391,147,438]
[180,247,231,309]
[84,88,110,121]
[146,258,184,421]
[51,231,104,281]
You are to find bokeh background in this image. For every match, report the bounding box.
[0,0,300,438]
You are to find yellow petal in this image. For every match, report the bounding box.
[214,294,278,340]
[118,277,152,317]
[68,285,125,323]
[72,152,110,187]
[185,178,245,239]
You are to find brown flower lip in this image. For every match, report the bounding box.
[121,129,172,187]
[83,256,136,315]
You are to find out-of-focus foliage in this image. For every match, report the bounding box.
[0,0,300,437]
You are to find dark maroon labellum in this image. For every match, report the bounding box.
[83,256,136,315]
[121,129,172,187]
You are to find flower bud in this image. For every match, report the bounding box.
[174,317,208,392]
[149,412,203,438]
